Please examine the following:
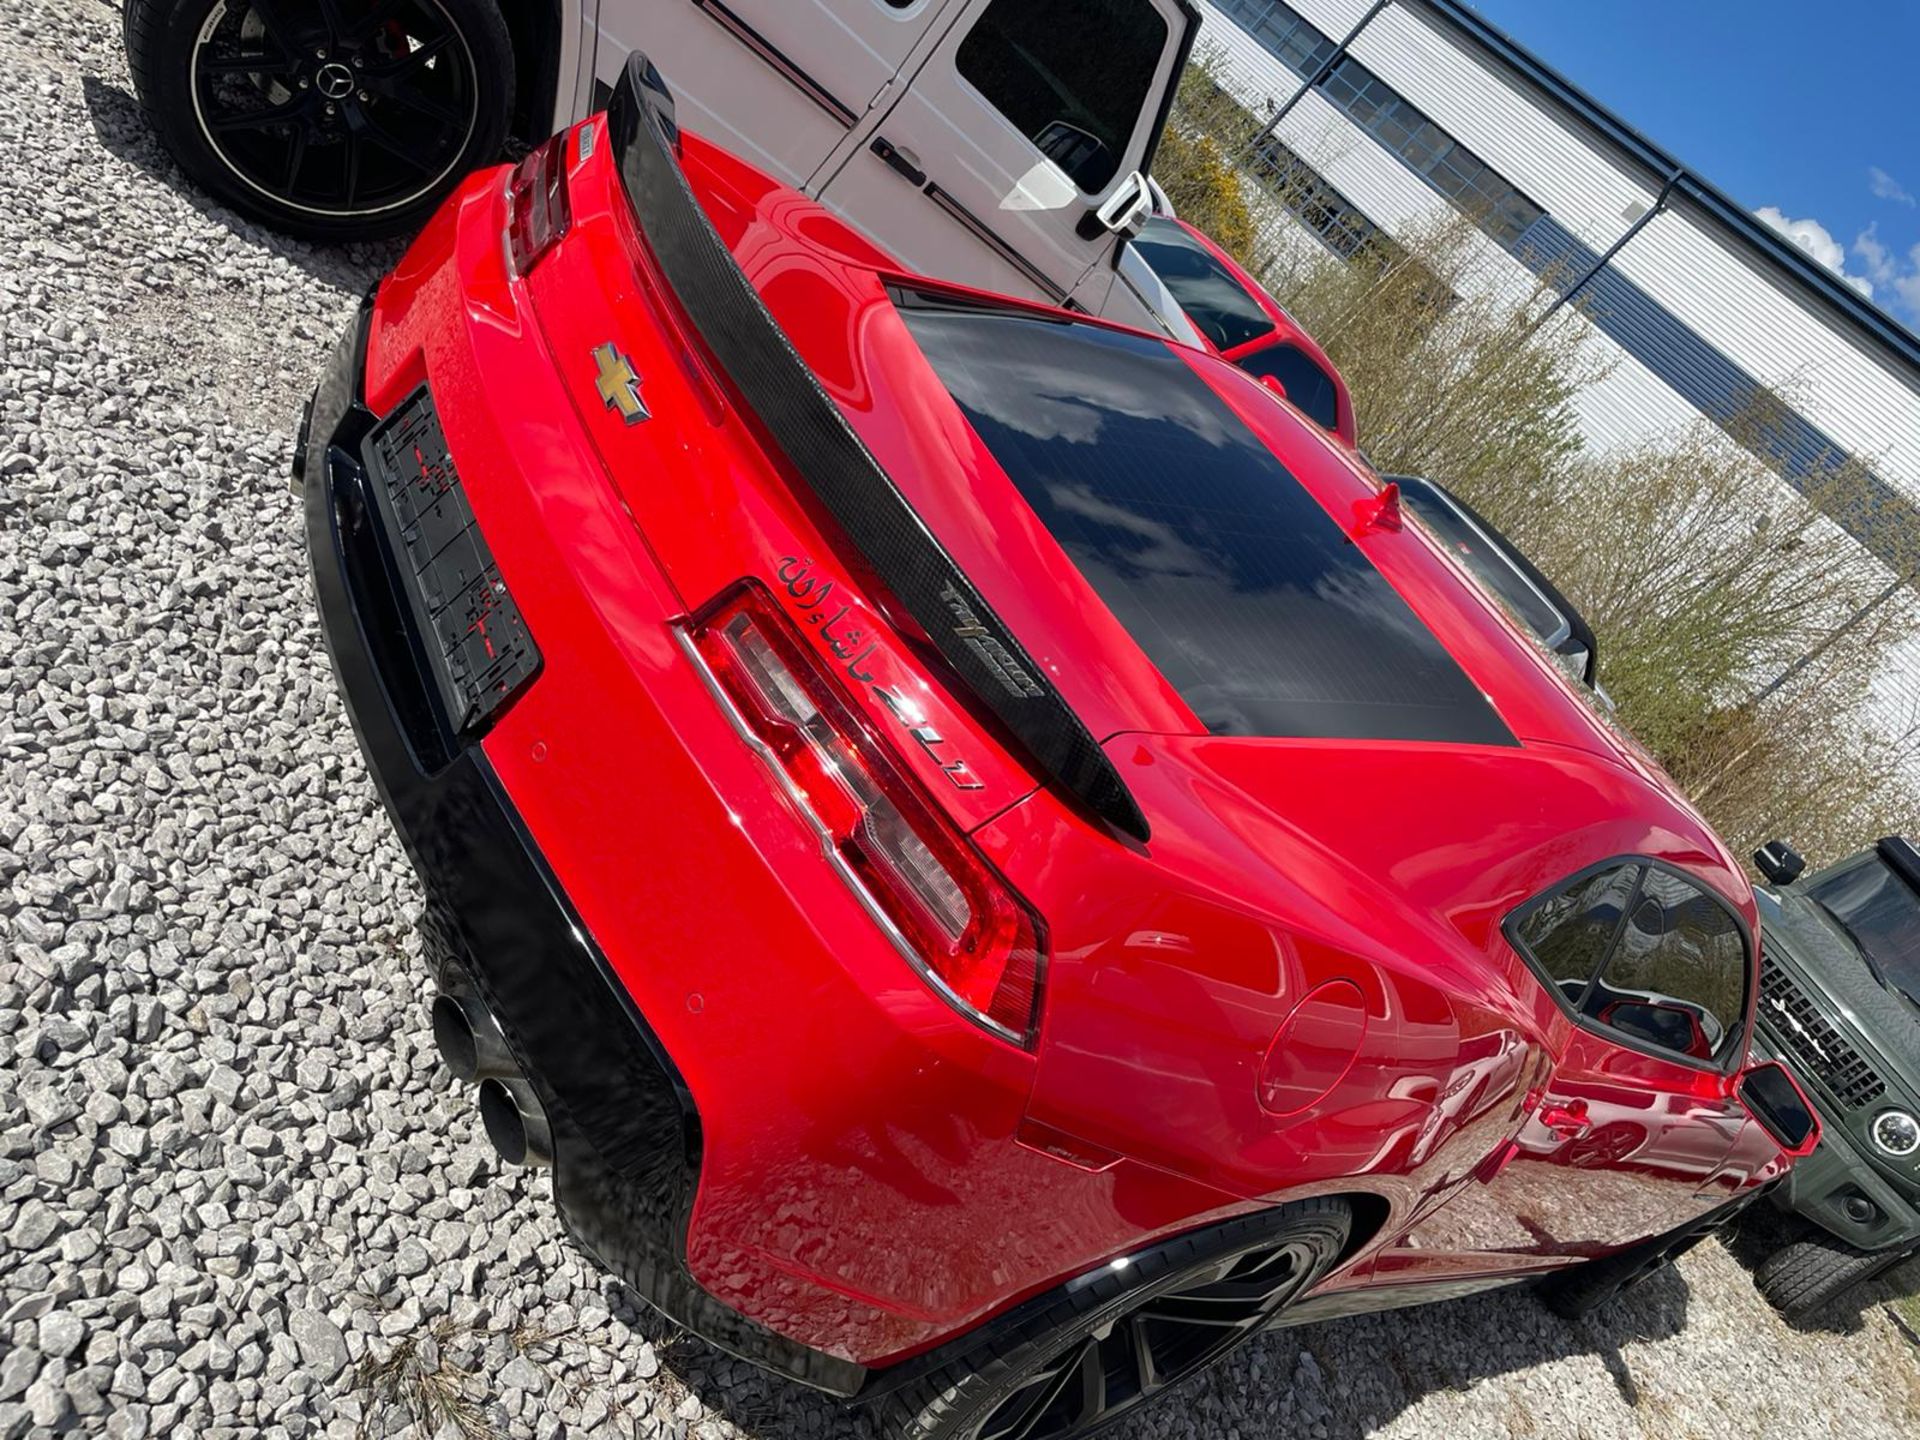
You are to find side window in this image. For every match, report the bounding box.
[1512,864,1639,1005]
[1584,868,1746,1060]
[1237,343,1341,432]
[1129,219,1274,350]
[1509,862,1748,1063]
[955,0,1169,193]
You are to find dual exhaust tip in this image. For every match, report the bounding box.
[430,990,552,1168]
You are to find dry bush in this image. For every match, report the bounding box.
[1492,427,1919,861]
[1154,55,1920,862]
[1153,125,1260,258]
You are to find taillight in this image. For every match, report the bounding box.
[506,133,572,274]
[686,587,1045,1048]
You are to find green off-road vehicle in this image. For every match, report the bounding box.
[1747,835,1920,1318]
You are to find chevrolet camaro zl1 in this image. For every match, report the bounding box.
[300,56,1818,1440]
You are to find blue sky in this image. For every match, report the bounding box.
[1463,0,1920,329]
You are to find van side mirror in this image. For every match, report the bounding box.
[1739,1060,1821,1158]
[1088,170,1152,239]
[1753,840,1807,886]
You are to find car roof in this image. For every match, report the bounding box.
[680,134,1753,923]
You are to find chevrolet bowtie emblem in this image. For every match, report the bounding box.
[593,342,649,424]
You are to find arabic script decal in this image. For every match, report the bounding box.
[774,555,984,791]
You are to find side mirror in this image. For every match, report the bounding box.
[1753,840,1807,886]
[1739,1060,1821,1158]
[1258,373,1290,402]
[1090,170,1152,238]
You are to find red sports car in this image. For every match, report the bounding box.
[1124,213,1358,446]
[302,56,1818,1440]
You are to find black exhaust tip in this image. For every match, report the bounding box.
[430,990,517,1084]
[431,993,480,1081]
[478,1076,553,1168]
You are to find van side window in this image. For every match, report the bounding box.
[1509,862,1748,1063]
[956,0,1169,193]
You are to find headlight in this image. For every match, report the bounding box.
[1870,1110,1920,1157]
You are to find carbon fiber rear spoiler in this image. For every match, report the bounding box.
[606,54,1149,842]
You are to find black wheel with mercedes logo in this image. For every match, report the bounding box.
[125,0,515,241]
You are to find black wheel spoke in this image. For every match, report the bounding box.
[314,0,353,41]
[981,1347,1085,1440]
[375,82,464,129]
[198,51,298,77]
[1128,1316,1163,1397]
[354,117,438,174]
[1134,1302,1263,1331]
[342,0,402,44]
[1075,1337,1106,1420]
[281,128,309,195]
[245,0,312,59]
[342,135,363,209]
[206,96,309,132]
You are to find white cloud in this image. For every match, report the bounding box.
[1756,205,1875,297]
[1869,166,1916,207]
[1852,224,1920,323]
[1855,225,1896,285]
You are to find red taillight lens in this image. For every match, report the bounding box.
[506,133,573,274]
[689,588,1045,1047]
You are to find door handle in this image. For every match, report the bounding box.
[870,136,926,188]
[1538,1099,1592,1139]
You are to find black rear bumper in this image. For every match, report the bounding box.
[301,297,866,1396]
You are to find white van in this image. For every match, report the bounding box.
[127,0,1197,327]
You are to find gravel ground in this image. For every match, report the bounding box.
[3,3,1919,1438]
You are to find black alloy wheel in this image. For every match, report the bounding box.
[974,1238,1322,1439]
[883,1200,1351,1440]
[125,0,516,241]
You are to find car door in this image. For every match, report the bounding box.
[815,0,1187,312]
[592,0,964,190]
[1373,860,1758,1280]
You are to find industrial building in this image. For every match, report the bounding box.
[1189,0,1920,735]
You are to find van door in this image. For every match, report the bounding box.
[592,0,964,190]
[816,0,1188,310]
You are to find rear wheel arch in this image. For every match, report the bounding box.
[872,1199,1353,1439]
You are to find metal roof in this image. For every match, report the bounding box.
[1420,0,1920,377]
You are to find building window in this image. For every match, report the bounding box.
[1246,137,1457,315]
[1216,0,1334,79]
[1222,5,1546,250]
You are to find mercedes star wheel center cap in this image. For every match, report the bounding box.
[316,62,356,100]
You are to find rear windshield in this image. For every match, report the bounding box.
[1130,218,1275,352]
[898,294,1514,746]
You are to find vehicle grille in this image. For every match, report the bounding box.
[1758,951,1885,1110]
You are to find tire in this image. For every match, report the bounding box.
[1755,1232,1909,1321]
[878,1200,1351,1440]
[124,0,517,242]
